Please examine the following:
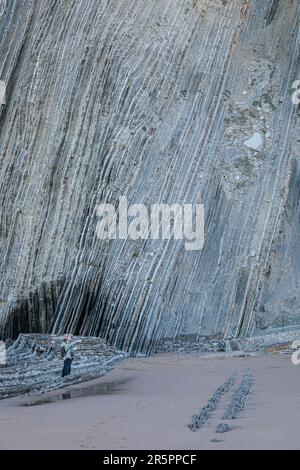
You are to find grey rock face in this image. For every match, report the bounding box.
[0,1,299,353]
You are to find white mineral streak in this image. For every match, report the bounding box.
[244,132,264,150]
[0,80,5,105]
[0,0,299,353]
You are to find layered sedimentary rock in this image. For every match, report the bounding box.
[0,334,126,398]
[0,0,299,353]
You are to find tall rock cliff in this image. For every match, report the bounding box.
[0,0,299,353]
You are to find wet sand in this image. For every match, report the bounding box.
[0,352,299,449]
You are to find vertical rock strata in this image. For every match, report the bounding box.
[0,1,299,352]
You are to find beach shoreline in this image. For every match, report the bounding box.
[0,351,299,450]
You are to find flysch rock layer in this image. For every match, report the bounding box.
[0,1,299,353]
[0,334,127,398]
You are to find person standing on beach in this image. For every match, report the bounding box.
[60,335,74,378]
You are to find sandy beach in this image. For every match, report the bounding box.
[0,352,299,450]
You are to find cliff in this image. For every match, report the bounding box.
[0,0,299,353]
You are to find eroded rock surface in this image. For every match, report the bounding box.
[0,334,126,398]
[0,1,299,353]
